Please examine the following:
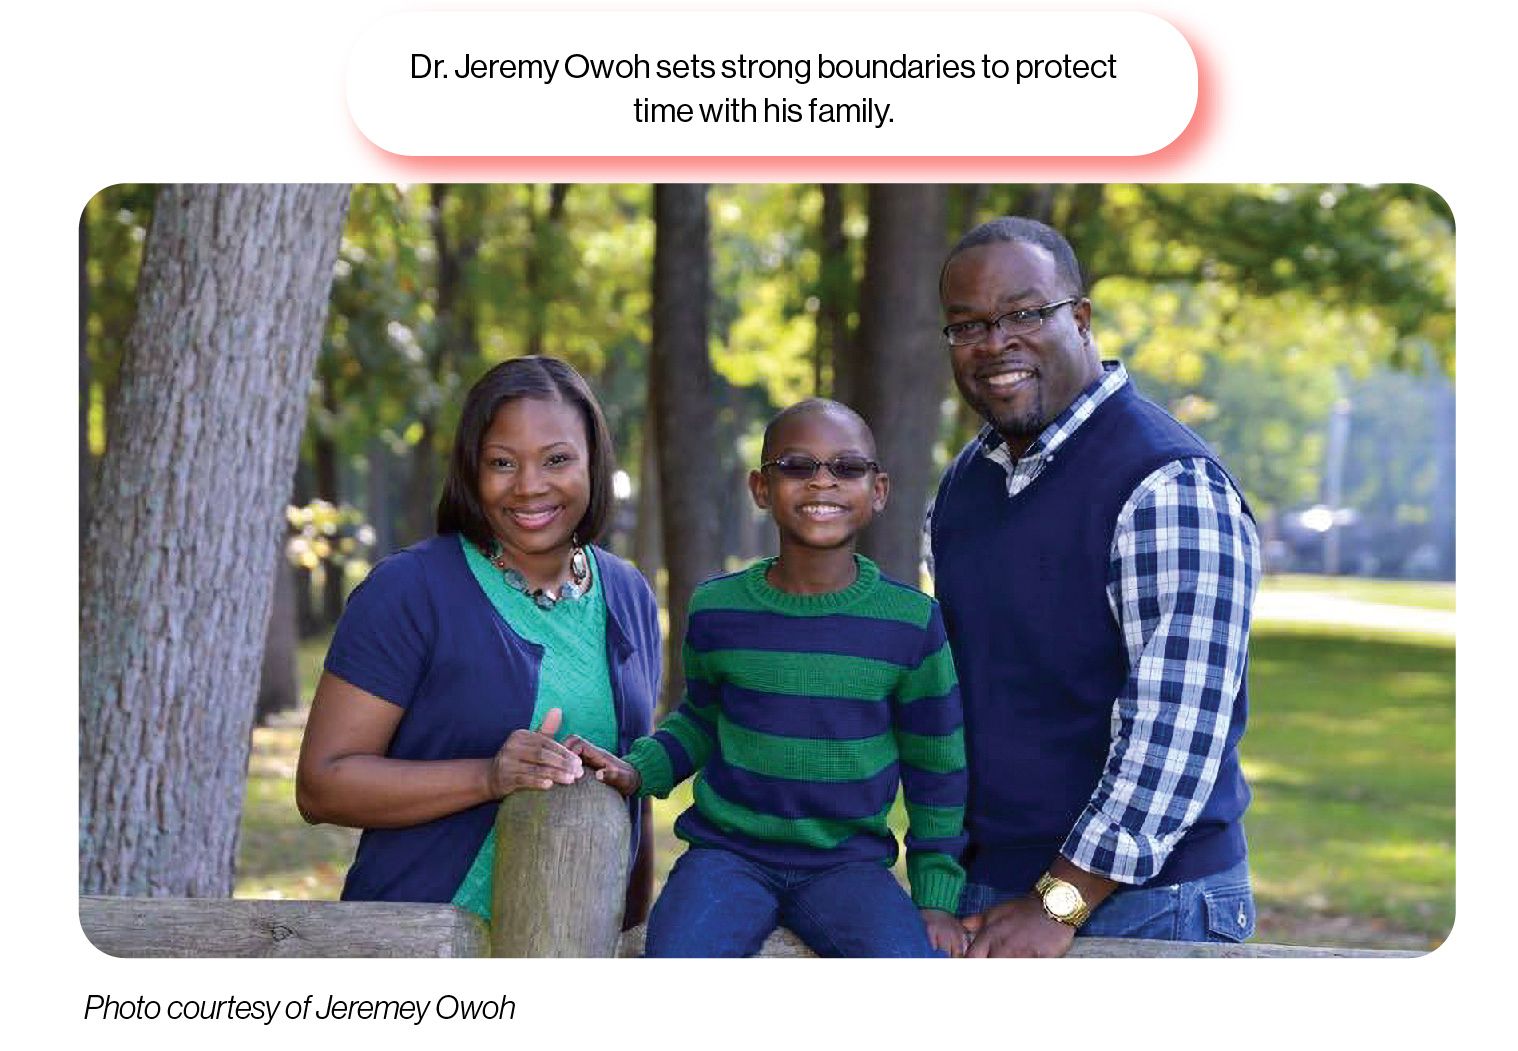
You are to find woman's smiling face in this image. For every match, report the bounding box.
[476,396,591,562]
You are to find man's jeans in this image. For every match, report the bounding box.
[957,858,1257,942]
[645,847,941,958]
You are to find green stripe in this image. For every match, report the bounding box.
[710,649,903,700]
[626,737,676,798]
[896,727,965,774]
[694,779,893,850]
[895,643,957,703]
[688,568,932,628]
[688,573,760,615]
[719,721,897,782]
[902,802,966,839]
[858,582,935,629]
[906,853,966,912]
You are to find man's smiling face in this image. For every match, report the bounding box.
[940,240,1099,457]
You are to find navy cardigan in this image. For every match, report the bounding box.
[326,534,661,904]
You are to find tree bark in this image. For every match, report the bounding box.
[853,185,951,586]
[525,183,571,358]
[816,184,852,401]
[79,184,350,896]
[80,205,92,550]
[632,410,663,589]
[314,376,346,627]
[650,185,721,711]
[255,537,300,726]
[404,184,482,546]
[366,437,396,558]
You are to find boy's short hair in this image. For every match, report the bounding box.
[760,398,877,463]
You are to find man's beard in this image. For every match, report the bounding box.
[958,376,1047,444]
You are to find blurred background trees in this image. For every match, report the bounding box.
[81,181,1456,729]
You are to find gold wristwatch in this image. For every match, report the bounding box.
[1034,873,1092,928]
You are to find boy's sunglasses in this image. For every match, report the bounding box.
[760,454,880,481]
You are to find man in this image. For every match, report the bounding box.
[928,217,1260,957]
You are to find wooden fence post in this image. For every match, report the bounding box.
[489,776,631,957]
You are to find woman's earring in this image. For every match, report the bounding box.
[569,532,589,585]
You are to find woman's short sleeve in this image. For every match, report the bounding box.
[323,551,436,709]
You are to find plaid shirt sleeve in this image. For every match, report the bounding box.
[1061,457,1260,883]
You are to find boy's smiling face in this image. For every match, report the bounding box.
[749,406,889,552]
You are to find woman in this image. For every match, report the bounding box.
[296,356,659,925]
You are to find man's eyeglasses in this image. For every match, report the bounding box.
[942,297,1080,347]
[760,454,880,481]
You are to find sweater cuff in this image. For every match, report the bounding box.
[907,856,966,913]
[625,737,676,799]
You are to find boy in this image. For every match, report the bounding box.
[568,399,967,957]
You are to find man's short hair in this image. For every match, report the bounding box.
[940,217,1086,298]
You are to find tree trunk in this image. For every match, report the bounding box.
[632,411,663,589]
[650,185,721,712]
[817,184,854,403]
[256,538,300,726]
[525,184,571,358]
[80,206,92,551]
[315,377,346,627]
[853,185,951,586]
[366,437,396,558]
[291,460,320,639]
[404,184,482,546]
[79,184,350,897]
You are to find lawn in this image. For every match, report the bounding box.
[239,595,1454,951]
[1261,573,1456,612]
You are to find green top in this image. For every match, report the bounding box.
[450,536,617,921]
[624,556,967,912]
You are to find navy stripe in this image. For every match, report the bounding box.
[673,808,899,870]
[703,758,901,822]
[653,730,697,782]
[903,834,968,856]
[685,676,721,709]
[718,684,893,741]
[891,689,963,736]
[689,608,925,667]
[899,767,968,808]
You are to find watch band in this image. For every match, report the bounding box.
[1035,872,1092,928]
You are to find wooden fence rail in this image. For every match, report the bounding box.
[79,778,1423,959]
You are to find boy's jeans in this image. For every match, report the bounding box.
[957,857,1257,942]
[645,847,942,958]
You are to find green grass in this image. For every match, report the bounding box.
[239,620,1454,951]
[1241,623,1453,948]
[1261,573,1455,612]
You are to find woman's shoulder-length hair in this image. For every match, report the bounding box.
[435,356,616,550]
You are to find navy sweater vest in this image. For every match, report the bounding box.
[930,381,1252,894]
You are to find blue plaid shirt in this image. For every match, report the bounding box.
[931,362,1259,884]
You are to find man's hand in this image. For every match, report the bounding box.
[487,708,584,797]
[564,735,642,797]
[962,895,1077,958]
[921,908,970,958]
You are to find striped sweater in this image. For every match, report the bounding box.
[627,555,967,912]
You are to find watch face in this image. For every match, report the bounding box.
[1046,884,1081,917]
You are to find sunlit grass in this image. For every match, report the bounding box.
[1261,573,1455,611]
[1241,623,1453,947]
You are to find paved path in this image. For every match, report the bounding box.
[1253,591,1455,638]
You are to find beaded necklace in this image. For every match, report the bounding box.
[483,537,590,610]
